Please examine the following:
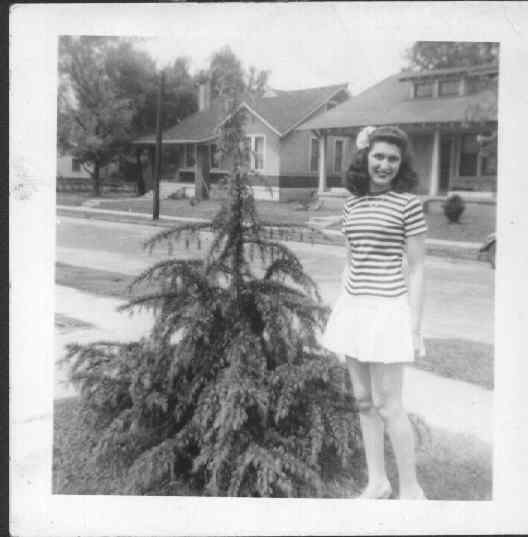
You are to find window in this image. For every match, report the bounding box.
[310,137,319,172]
[459,134,479,176]
[414,82,433,98]
[210,143,221,169]
[334,139,344,173]
[72,158,81,172]
[243,135,265,170]
[185,144,195,167]
[467,75,497,94]
[481,154,497,175]
[439,79,460,97]
[253,136,264,170]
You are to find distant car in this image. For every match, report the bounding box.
[479,233,496,268]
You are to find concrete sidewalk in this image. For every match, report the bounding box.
[57,204,484,261]
[52,285,492,444]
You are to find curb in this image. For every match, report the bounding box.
[57,205,485,262]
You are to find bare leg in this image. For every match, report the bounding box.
[346,357,391,498]
[370,363,425,499]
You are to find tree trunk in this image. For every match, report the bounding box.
[136,148,146,196]
[93,162,101,197]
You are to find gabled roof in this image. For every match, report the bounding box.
[247,83,348,136]
[132,83,349,145]
[133,97,227,145]
[298,69,497,131]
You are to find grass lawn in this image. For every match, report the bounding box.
[417,338,494,390]
[57,192,339,226]
[55,263,149,300]
[57,192,135,207]
[55,263,494,390]
[53,396,491,499]
[424,204,496,243]
[57,192,496,243]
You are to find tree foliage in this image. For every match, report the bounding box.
[197,45,270,100]
[405,41,499,71]
[58,37,198,195]
[58,36,137,196]
[62,94,361,497]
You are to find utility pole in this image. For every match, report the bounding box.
[153,70,165,220]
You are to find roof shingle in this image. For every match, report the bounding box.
[298,71,498,131]
[133,83,348,144]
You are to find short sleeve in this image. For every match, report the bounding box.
[341,198,351,235]
[403,196,427,238]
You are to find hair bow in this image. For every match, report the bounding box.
[356,126,376,150]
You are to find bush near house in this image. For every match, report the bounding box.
[443,195,466,223]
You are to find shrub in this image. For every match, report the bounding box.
[443,194,466,223]
[61,98,361,497]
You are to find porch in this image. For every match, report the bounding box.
[134,140,229,200]
[310,122,497,198]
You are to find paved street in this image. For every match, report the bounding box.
[57,215,495,344]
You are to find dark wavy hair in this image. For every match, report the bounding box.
[344,126,418,196]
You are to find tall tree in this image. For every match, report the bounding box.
[405,41,499,71]
[58,36,135,196]
[198,46,270,100]
[104,44,198,194]
[62,92,360,497]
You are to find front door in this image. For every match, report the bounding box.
[439,136,453,194]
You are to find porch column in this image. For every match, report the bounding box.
[318,131,327,194]
[429,129,440,196]
[195,144,210,201]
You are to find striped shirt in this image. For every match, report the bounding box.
[342,190,427,297]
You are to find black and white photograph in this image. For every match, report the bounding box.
[10,2,528,535]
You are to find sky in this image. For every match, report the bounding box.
[136,3,413,96]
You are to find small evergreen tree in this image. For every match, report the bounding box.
[62,95,360,497]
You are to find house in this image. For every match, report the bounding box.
[298,63,498,198]
[56,153,124,192]
[57,154,92,180]
[132,82,351,201]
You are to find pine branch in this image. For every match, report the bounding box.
[143,223,211,254]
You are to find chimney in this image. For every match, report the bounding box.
[198,79,211,111]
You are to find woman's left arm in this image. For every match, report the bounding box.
[406,233,426,354]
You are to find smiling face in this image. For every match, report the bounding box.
[367,141,402,192]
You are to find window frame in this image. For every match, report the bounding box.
[71,158,81,172]
[414,81,434,98]
[458,132,497,178]
[244,134,266,171]
[309,136,320,173]
[438,78,460,97]
[333,137,347,174]
[458,133,479,177]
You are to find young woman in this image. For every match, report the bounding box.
[318,126,427,500]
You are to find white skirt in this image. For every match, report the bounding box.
[322,292,415,363]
